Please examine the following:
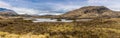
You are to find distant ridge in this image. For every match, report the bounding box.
[0,8,18,16]
[61,6,120,18]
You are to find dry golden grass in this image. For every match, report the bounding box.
[0,18,119,38]
[0,32,48,38]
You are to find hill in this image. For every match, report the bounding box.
[0,8,18,16]
[61,6,120,18]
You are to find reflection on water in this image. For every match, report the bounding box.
[30,18,93,22]
[24,18,93,22]
[33,18,73,22]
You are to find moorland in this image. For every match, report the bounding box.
[0,6,119,38]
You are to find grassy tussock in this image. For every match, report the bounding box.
[0,32,48,38]
[0,18,119,38]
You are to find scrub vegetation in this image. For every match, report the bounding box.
[0,18,120,38]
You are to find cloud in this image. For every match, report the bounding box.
[0,1,57,15]
[13,7,63,15]
[46,0,120,11]
[0,1,41,15]
[0,0,86,15]
[0,1,12,8]
[12,7,39,14]
[0,0,66,15]
[42,2,83,13]
[12,7,64,15]
[53,4,81,11]
[87,0,120,11]
[0,0,120,15]
[88,0,109,3]
[38,13,64,15]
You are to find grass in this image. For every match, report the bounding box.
[0,18,119,38]
[0,32,48,38]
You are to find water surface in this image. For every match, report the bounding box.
[24,18,93,22]
[33,18,73,22]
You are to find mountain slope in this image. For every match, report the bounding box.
[0,8,18,16]
[62,6,120,18]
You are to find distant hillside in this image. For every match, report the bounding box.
[0,8,18,16]
[61,6,120,18]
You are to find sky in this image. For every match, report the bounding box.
[0,0,120,15]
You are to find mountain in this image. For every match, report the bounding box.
[61,6,120,18]
[0,8,18,16]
